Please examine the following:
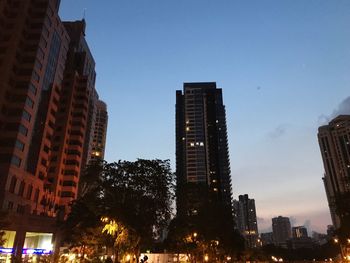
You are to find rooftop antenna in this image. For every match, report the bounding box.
[83,8,87,20]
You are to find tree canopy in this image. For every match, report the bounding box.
[63,159,175,260]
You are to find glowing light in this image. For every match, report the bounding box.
[204,255,209,262]
[126,254,131,261]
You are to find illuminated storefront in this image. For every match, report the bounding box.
[0,231,53,263]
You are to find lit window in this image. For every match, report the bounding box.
[186,127,190,131]
[213,188,218,192]
[190,142,194,147]
[199,142,204,146]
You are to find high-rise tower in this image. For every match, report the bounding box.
[318,115,350,229]
[175,82,232,220]
[0,0,105,258]
[272,216,292,247]
[90,100,108,161]
[233,194,259,248]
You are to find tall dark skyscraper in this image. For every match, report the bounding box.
[175,82,233,220]
[318,115,350,229]
[233,194,259,248]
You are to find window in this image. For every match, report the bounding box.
[11,155,21,167]
[34,59,42,71]
[29,101,40,114]
[41,158,47,166]
[26,185,33,200]
[43,145,49,153]
[62,181,77,187]
[61,191,75,198]
[29,83,37,95]
[22,110,31,122]
[37,47,45,60]
[18,124,28,136]
[18,181,25,197]
[34,189,40,202]
[16,204,25,214]
[15,140,25,151]
[7,201,13,210]
[32,71,40,82]
[9,177,17,193]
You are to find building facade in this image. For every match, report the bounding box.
[175,82,233,223]
[292,226,308,238]
[233,194,259,248]
[318,115,350,229]
[260,232,274,246]
[0,0,105,259]
[272,216,292,247]
[90,100,108,161]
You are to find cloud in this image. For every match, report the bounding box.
[318,96,350,124]
[268,124,288,139]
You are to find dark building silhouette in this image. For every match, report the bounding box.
[292,226,308,238]
[233,194,259,248]
[175,82,233,222]
[272,216,292,247]
[0,0,106,258]
[260,232,274,246]
[318,115,350,229]
[287,226,314,250]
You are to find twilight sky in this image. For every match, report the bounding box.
[59,0,350,234]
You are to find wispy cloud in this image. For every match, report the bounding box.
[268,124,288,139]
[318,96,350,124]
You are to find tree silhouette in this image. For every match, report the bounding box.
[63,159,175,261]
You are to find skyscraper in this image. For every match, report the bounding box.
[233,194,259,248]
[90,100,108,161]
[318,115,350,229]
[175,82,232,220]
[0,0,105,258]
[272,216,292,247]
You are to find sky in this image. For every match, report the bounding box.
[59,0,350,234]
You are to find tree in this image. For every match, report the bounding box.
[63,159,175,261]
[335,191,350,241]
[165,183,245,261]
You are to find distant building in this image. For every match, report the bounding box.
[288,226,314,249]
[260,232,274,246]
[272,216,292,247]
[318,115,350,228]
[312,231,329,246]
[287,237,315,250]
[90,100,108,161]
[233,194,259,248]
[292,226,308,238]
